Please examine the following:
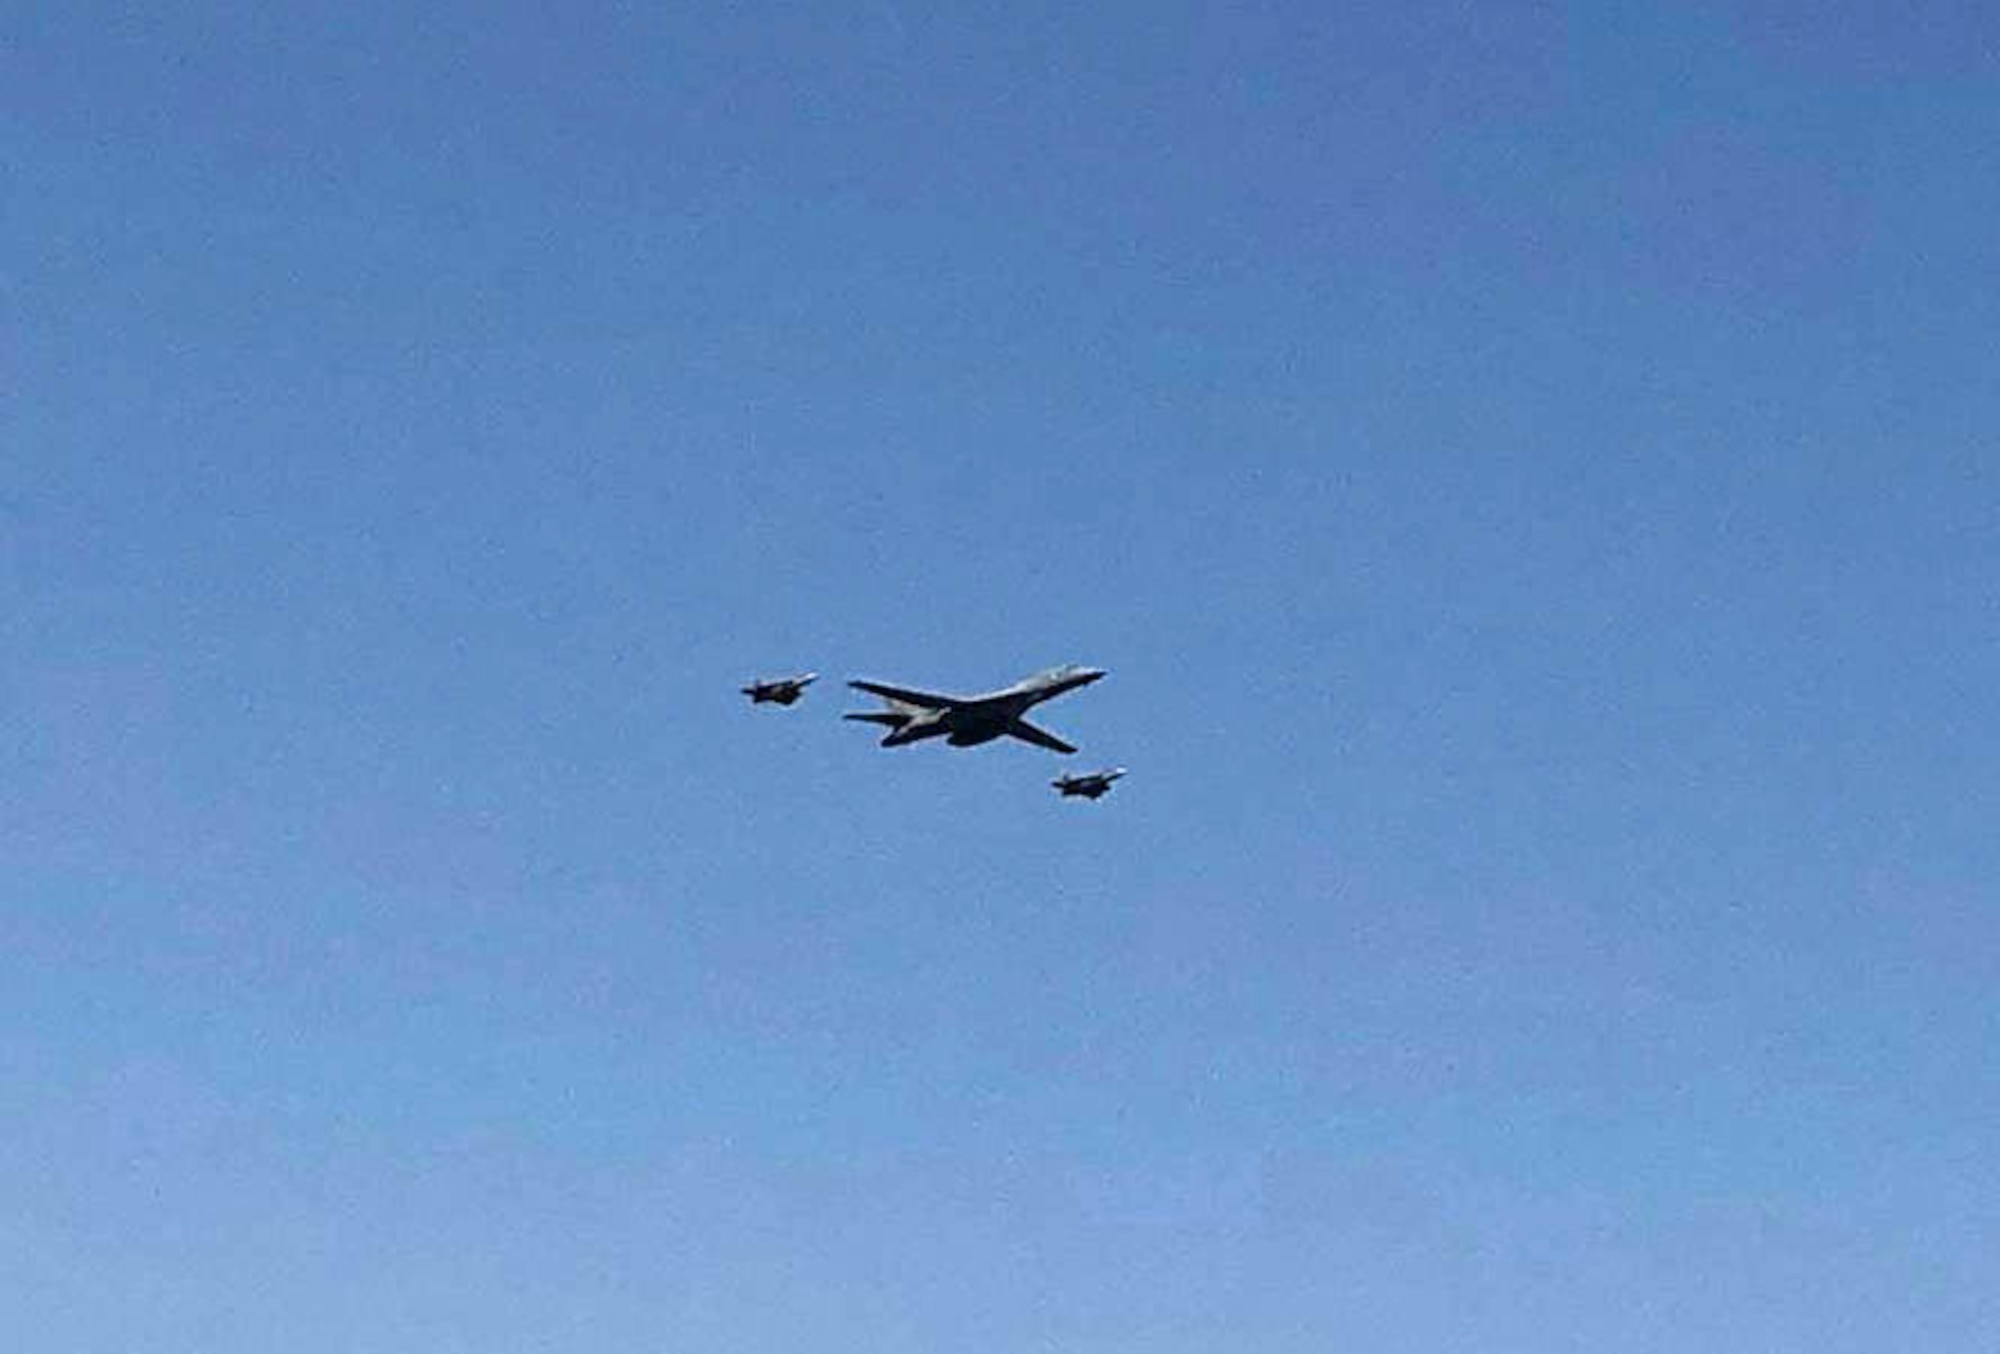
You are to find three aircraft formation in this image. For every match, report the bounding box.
[741,665,1126,800]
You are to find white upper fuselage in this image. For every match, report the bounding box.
[963,665,1106,711]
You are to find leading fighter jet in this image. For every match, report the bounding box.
[1052,767,1126,799]
[741,672,818,706]
[844,664,1105,752]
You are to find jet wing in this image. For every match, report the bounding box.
[1006,719,1077,754]
[847,679,955,710]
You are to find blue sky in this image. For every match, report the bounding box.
[6,3,1997,1349]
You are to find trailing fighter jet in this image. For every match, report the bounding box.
[1052,767,1126,799]
[844,665,1105,752]
[741,672,818,706]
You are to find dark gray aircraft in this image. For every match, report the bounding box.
[844,664,1106,752]
[741,672,818,706]
[1052,767,1126,799]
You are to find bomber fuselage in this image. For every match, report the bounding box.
[847,665,1105,753]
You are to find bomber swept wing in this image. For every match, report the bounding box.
[845,679,956,710]
[1007,719,1077,754]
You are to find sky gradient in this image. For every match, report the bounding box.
[6,3,1998,1350]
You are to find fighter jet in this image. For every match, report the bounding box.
[1052,767,1126,800]
[844,664,1105,752]
[741,672,818,706]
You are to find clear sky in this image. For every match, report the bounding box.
[6,3,1997,1350]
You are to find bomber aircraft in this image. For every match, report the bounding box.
[741,672,818,706]
[1052,767,1126,800]
[844,664,1105,753]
